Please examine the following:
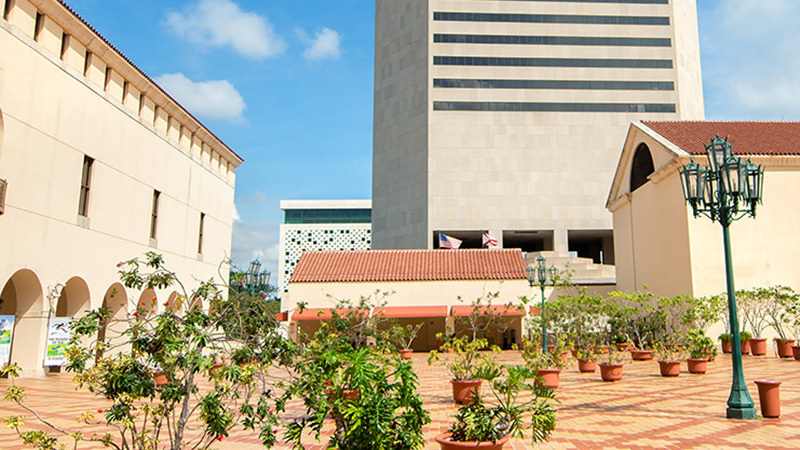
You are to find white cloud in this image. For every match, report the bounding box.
[165,0,286,60]
[702,0,800,119]
[232,204,242,223]
[296,27,342,61]
[231,220,279,277]
[154,73,246,121]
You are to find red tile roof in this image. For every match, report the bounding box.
[291,308,367,321]
[374,306,449,318]
[642,121,800,156]
[290,249,526,283]
[451,305,525,317]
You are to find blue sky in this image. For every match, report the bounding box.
[63,0,800,277]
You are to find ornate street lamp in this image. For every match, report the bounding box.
[526,255,558,354]
[231,259,271,297]
[678,135,764,420]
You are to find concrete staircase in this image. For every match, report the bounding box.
[524,251,616,285]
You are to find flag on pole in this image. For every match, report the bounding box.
[439,233,462,249]
[482,232,498,248]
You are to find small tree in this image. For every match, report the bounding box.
[761,286,800,340]
[738,288,771,337]
[3,252,293,450]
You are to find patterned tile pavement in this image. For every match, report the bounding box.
[2,347,799,449]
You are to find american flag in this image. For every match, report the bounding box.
[482,232,498,247]
[439,233,462,249]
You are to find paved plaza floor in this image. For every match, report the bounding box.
[2,348,799,449]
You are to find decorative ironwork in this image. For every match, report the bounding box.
[526,255,558,354]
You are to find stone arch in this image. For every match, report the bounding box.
[136,289,157,318]
[96,283,128,361]
[630,143,656,193]
[56,277,91,318]
[189,294,204,312]
[0,269,46,376]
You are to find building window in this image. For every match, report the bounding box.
[434,34,671,48]
[78,156,93,217]
[433,101,676,113]
[630,143,655,192]
[433,12,670,26]
[433,55,673,69]
[60,33,69,60]
[33,12,44,41]
[197,212,205,254]
[434,78,674,91]
[3,0,15,21]
[150,190,160,239]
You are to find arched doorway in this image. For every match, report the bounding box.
[137,289,157,318]
[47,277,91,372]
[96,283,127,361]
[0,269,46,377]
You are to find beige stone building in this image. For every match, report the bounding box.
[608,121,800,300]
[0,0,242,376]
[372,0,704,266]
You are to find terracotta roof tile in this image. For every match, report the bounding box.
[290,249,526,283]
[642,121,800,156]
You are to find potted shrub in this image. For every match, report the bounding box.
[429,336,499,403]
[386,323,424,359]
[655,339,686,377]
[520,339,570,389]
[738,289,770,355]
[739,331,753,355]
[283,326,430,449]
[598,346,626,382]
[434,365,556,450]
[686,329,716,374]
[719,333,732,354]
[762,286,799,357]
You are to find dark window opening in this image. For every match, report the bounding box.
[150,190,160,240]
[630,143,655,192]
[78,155,93,217]
[197,213,205,254]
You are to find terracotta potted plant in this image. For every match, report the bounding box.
[576,347,599,373]
[429,336,499,404]
[387,323,423,360]
[598,346,626,382]
[761,286,800,358]
[435,365,556,450]
[685,329,716,374]
[739,331,753,355]
[520,338,570,389]
[655,339,685,377]
[719,333,732,354]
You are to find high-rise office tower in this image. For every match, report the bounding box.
[372,0,703,264]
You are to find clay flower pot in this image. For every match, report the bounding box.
[435,432,509,450]
[153,372,168,387]
[599,363,623,382]
[754,380,782,418]
[399,349,414,360]
[740,339,751,355]
[775,339,795,358]
[536,368,560,389]
[630,349,653,361]
[451,379,482,404]
[578,359,597,373]
[616,343,629,351]
[686,358,708,374]
[748,338,767,356]
[792,345,800,361]
[210,363,224,375]
[721,339,732,354]
[658,360,681,377]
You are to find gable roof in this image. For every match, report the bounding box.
[290,249,526,283]
[642,121,800,156]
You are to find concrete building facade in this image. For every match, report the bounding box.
[373,0,704,264]
[0,0,242,376]
[277,200,371,297]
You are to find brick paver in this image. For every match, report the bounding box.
[1,348,798,449]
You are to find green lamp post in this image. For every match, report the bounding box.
[526,255,558,354]
[678,135,764,420]
[232,259,271,297]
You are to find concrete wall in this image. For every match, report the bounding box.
[0,0,240,376]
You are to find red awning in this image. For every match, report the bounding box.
[274,311,289,322]
[373,306,448,319]
[291,308,367,321]
[451,305,525,317]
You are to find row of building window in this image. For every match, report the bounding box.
[77,155,206,253]
[433,101,676,113]
[3,0,233,180]
[434,56,673,69]
[433,78,674,91]
[433,12,670,26]
[434,34,671,48]
[475,0,668,3]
